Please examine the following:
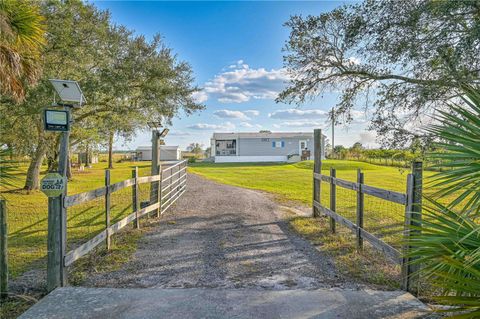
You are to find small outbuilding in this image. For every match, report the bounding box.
[77,152,98,164]
[135,145,182,161]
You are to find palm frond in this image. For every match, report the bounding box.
[406,198,480,318]
[427,85,480,214]
[0,0,45,102]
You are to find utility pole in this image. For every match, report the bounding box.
[331,107,335,158]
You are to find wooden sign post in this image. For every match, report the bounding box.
[46,107,71,291]
[46,79,85,291]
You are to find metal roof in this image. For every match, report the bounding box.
[212,132,318,139]
[135,145,180,151]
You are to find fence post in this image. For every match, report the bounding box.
[313,129,322,217]
[402,161,423,293]
[58,118,69,288]
[156,165,161,218]
[150,131,160,218]
[105,170,111,250]
[329,168,336,233]
[132,167,140,229]
[47,195,63,292]
[356,169,364,250]
[46,137,68,292]
[0,200,8,299]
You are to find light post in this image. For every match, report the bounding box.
[44,79,85,290]
[147,121,169,215]
[330,107,335,159]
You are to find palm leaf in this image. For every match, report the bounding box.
[405,198,480,318]
[0,0,45,102]
[426,85,480,214]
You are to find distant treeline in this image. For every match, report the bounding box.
[329,144,443,170]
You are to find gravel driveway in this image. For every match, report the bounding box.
[84,173,359,290]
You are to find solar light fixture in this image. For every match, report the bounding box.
[147,121,163,129]
[159,128,169,138]
[44,109,69,132]
[49,79,86,106]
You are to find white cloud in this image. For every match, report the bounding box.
[239,122,262,129]
[168,131,191,137]
[204,61,289,103]
[269,109,327,119]
[350,110,368,124]
[273,120,325,128]
[214,109,251,120]
[359,131,376,144]
[348,57,360,65]
[187,121,235,131]
[244,110,260,117]
[191,90,208,103]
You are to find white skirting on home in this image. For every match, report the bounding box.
[214,156,288,163]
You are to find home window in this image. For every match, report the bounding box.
[216,139,236,156]
[272,141,285,148]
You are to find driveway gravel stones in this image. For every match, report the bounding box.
[84,173,359,290]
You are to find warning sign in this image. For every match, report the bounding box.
[40,173,66,197]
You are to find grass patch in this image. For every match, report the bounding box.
[69,226,145,286]
[0,295,39,319]
[289,216,401,288]
[292,160,383,171]
[0,161,152,278]
[0,222,149,319]
[189,160,414,205]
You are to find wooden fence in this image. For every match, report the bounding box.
[0,200,7,300]
[48,160,187,290]
[312,129,422,293]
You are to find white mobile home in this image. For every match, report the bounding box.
[210,132,325,163]
[135,145,182,161]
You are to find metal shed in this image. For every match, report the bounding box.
[135,145,182,161]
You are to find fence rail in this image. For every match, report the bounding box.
[312,198,402,261]
[60,160,187,272]
[312,129,422,293]
[313,172,407,204]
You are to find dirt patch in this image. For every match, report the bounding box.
[83,174,368,290]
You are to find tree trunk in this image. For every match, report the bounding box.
[47,157,55,172]
[85,144,91,167]
[24,140,47,190]
[108,131,114,169]
[66,155,72,180]
[46,137,60,172]
[47,150,58,172]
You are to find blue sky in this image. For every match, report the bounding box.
[93,1,375,150]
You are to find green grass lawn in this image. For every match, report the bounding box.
[189,160,415,202]
[1,161,154,277]
[189,160,435,251]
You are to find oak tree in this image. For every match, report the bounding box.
[279,0,480,147]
